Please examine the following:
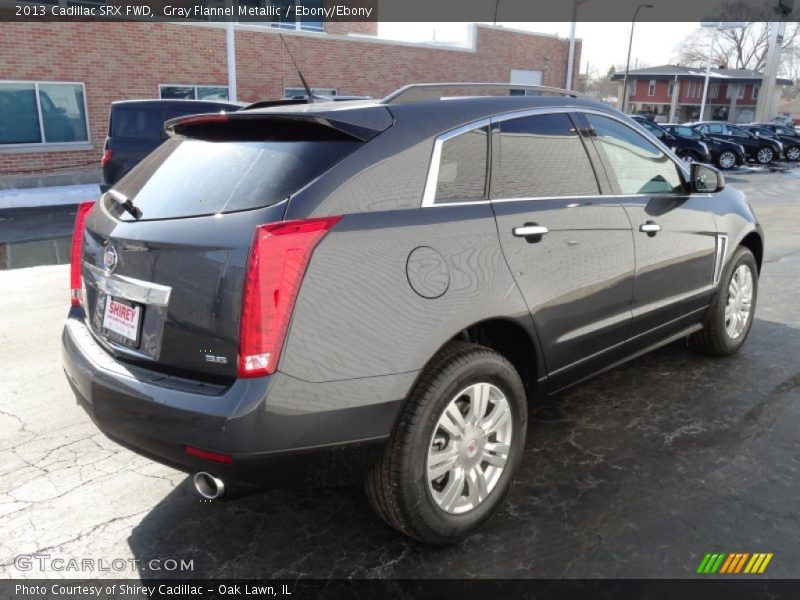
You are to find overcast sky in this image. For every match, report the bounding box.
[379,22,702,74]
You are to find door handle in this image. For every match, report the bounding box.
[639,221,661,236]
[513,225,549,237]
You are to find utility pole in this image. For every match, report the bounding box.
[756,21,787,121]
[621,4,652,114]
[226,19,237,101]
[566,0,578,90]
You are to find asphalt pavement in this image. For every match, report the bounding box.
[0,169,798,579]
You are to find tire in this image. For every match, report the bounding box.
[676,149,697,164]
[716,150,738,170]
[785,145,800,161]
[690,247,758,357]
[756,146,774,164]
[365,341,527,545]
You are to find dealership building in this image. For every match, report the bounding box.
[0,20,580,188]
[612,65,792,123]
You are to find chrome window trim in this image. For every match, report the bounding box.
[421,106,693,208]
[421,118,491,207]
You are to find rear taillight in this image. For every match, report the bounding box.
[70,202,95,307]
[100,148,112,168]
[238,216,342,378]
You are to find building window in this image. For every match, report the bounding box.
[630,80,638,96]
[738,85,745,100]
[265,0,324,31]
[159,85,229,100]
[509,69,544,96]
[668,82,675,97]
[647,80,656,96]
[0,80,89,146]
[752,85,759,100]
[709,83,720,98]
[284,87,337,99]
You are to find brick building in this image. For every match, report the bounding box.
[611,65,792,124]
[0,21,580,187]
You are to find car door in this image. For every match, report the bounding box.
[581,112,719,343]
[489,110,636,390]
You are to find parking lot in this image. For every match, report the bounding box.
[1,167,799,579]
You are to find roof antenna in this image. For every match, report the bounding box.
[279,33,316,102]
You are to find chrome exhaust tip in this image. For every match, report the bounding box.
[193,471,226,500]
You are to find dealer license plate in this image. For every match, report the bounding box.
[101,296,142,347]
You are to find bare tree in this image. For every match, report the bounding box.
[673,1,800,75]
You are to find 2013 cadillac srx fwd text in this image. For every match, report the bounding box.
[62,83,763,544]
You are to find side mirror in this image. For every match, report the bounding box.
[691,162,725,193]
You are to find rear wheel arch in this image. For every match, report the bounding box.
[417,318,542,399]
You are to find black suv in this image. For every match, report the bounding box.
[662,123,746,170]
[689,121,783,164]
[631,116,711,165]
[100,99,243,192]
[63,84,763,544]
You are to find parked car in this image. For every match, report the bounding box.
[741,124,800,161]
[771,115,796,127]
[64,84,763,544]
[689,121,783,165]
[633,109,656,121]
[751,121,800,138]
[662,124,746,170]
[100,99,244,192]
[631,116,711,165]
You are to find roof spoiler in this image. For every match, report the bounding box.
[164,109,392,142]
[381,83,586,105]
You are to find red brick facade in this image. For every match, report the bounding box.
[629,79,759,106]
[0,22,579,182]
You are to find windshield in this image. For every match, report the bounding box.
[111,136,361,220]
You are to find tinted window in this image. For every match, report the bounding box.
[637,119,665,138]
[586,114,683,196]
[434,127,488,203]
[112,136,361,220]
[111,107,168,140]
[673,126,700,139]
[728,126,751,138]
[491,113,598,199]
[775,125,795,136]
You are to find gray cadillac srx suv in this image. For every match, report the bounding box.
[62,83,763,544]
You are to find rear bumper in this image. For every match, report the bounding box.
[62,310,413,491]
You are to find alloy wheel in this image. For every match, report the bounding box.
[725,264,754,339]
[757,147,773,164]
[786,146,800,161]
[719,152,737,169]
[426,383,512,515]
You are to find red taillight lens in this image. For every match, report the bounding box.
[100,148,112,167]
[185,446,234,465]
[70,202,95,307]
[238,216,342,378]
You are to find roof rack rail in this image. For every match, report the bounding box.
[380,83,586,105]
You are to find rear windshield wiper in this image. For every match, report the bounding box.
[107,189,142,220]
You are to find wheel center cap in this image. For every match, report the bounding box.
[466,439,478,457]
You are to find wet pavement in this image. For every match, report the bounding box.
[0,169,798,579]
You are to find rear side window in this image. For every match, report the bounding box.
[586,114,683,196]
[491,113,599,199]
[111,107,167,140]
[434,127,488,203]
[111,134,361,220]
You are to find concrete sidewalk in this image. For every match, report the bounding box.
[0,184,101,210]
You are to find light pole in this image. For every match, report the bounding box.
[621,3,652,114]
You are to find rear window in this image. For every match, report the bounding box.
[110,107,168,140]
[111,135,361,220]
